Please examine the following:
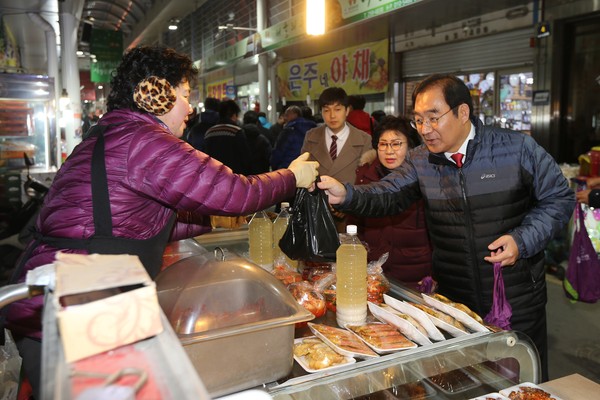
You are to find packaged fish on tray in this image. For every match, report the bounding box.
[368,302,432,346]
[383,294,445,341]
[408,302,469,337]
[422,293,489,333]
[345,322,417,354]
[308,323,379,358]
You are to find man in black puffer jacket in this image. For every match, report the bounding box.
[318,74,575,382]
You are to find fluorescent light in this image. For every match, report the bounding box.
[306,0,325,35]
[168,18,179,30]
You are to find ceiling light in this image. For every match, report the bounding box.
[168,18,179,31]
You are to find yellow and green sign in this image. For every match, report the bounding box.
[277,38,389,100]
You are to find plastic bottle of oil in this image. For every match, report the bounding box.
[335,224,367,327]
[248,210,274,269]
[272,203,298,268]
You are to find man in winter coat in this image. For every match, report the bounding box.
[187,97,219,151]
[347,94,375,135]
[270,105,317,170]
[318,74,575,381]
[242,110,272,174]
[203,99,252,175]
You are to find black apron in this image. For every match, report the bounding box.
[32,124,176,278]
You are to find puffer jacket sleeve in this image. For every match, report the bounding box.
[509,136,576,258]
[341,153,422,217]
[124,129,297,216]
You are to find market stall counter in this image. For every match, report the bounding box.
[154,234,545,399]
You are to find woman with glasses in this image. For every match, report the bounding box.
[349,115,432,290]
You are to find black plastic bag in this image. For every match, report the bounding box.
[279,181,340,262]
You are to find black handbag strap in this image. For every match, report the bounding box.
[85,124,114,237]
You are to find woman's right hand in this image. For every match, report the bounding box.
[317,175,347,205]
[288,152,319,188]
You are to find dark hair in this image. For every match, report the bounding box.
[204,97,220,112]
[219,99,241,122]
[371,110,386,123]
[300,105,313,119]
[243,110,259,125]
[318,87,349,108]
[373,115,422,150]
[348,95,366,110]
[412,74,474,119]
[257,111,267,118]
[107,45,198,112]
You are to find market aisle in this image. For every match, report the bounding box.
[546,273,600,383]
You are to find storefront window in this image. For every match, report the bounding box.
[404,71,532,135]
[498,72,533,134]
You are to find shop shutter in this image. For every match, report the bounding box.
[401,28,533,78]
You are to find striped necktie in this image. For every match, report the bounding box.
[330,135,338,160]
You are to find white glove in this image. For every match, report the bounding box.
[288,152,319,188]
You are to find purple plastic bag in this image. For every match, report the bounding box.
[564,204,600,303]
[417,276,435,294]
[484,262,512,330]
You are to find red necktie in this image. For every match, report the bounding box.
[329,135,338,161]
[451,152,464,168]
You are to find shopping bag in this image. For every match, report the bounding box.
[279,179,340,262]
[564,204,600,303]
[484,262,512,330]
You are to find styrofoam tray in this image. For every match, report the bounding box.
[293,337,356,373]
[308,323,379,358]
[383,294,445,341]
[368,302,432,346]
[345,322,417,354]
[499,382,563,400]
[470,393,509,400]
[407,301,469,338]
[422,294,489,333]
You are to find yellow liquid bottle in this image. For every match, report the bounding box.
[335,225,367,327]
[248,210,274,269]
[272,202,298,268]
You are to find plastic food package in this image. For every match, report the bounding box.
[313,271,337,312]
[271,256,303,286]
[0,329,22,400]
[288,281,327,325]
[367,253,391,304]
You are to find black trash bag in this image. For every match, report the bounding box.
[279,181,340,262]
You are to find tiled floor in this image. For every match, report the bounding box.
[546,273,600,383]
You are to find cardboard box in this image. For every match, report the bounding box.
[53,253,163,363]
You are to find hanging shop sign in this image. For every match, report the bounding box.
[90,29,123,83]
[207,78,234,100]
[277,39,389,101]
[339,0,422,23]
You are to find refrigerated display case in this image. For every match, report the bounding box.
[0,74,56,170]
[0,73,57,212]
[183,233,542,399]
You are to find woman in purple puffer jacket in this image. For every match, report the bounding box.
[5,45,318,397]
[348,116,432,290]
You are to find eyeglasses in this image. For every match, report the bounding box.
[377,141,404,151]
[410,105,459,130]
